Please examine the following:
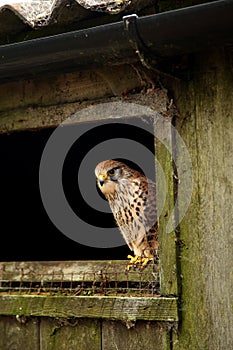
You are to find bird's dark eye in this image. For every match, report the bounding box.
[108,168,116,176]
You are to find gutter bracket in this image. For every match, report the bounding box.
[123,14,156,70]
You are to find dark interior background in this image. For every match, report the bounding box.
[0,120,154,261]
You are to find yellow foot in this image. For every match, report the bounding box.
[126,255,153,271]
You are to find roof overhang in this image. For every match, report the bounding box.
[0,0,233,82]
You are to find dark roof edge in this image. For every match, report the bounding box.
[0,0,233,82]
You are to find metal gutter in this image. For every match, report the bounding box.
[0,0,233,82]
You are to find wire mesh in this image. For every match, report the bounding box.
[0,260,160,297]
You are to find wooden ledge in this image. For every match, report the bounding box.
[0,295,178,322]
[0,261,178,322]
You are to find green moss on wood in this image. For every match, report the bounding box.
[172,48,233,349]
[0,295,178,322]
[155,129,178,296]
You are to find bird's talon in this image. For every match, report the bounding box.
[126,255,140,271]
[126,255,153,271]
[140,257,153,269]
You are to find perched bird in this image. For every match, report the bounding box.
[95,160,158,269]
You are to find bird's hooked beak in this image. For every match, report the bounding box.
[98,174,107,187]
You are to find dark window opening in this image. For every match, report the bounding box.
[0,118,155,262]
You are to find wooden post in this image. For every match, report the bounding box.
[173,48,233,349]
[155,119,178,297]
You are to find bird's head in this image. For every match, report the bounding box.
[95,160,138,196]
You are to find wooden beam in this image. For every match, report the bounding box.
[155,120,178,296]
[0,295,178,322]
[0,260,157,283]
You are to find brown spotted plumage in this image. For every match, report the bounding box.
[95,160,158,266]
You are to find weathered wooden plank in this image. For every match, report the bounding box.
[0,260,157,283]
[102,320,173,350]
[154,118,178,296]
[173,48,233,349]
[0,65,141,112]
[0,315,39,350]
[0,80,171,133]
[40,317,101,350]
[0,295,178,322]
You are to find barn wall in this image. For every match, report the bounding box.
[0,44,232,349]
[0,61,177,350]
[0,315,173,350]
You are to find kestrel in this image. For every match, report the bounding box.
[95,160,158,269]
